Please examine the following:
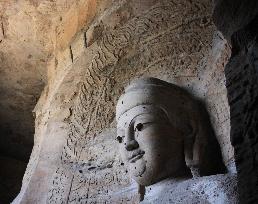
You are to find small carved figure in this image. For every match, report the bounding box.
[116,78,224,187]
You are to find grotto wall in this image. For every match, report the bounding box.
[0,1,52,202]
[0,0,98,161]
[11,0,237,203]
[0,0,98,202]
[213,0,258,203]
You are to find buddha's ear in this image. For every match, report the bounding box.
[138,184,145,201]
[183,121,201,177]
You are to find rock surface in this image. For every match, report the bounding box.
[0,0,99,202]
[213,1,258,203]
[0,0,238,203]
[0,0,99,160]
[143,173,237,204]
[14,0,235,203]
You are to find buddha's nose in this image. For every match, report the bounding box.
[125,140,139,151]
[125,126,139,151]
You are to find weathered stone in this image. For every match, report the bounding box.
[14,0,234,203]
[0,0,238,203]
[213,1,258,202]
[142,173,238,204]
[213,0,258,40]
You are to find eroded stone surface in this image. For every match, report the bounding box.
[214,9,258,204]
[213,1,258,202]
[0,1,104,202]
[13,0,234,203]
[142,173,237,204]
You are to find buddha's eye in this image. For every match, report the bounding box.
[135,123,143,131]
[116,136,124,143]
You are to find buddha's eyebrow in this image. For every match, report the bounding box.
[128,117,136,127]
[134,121,157,128]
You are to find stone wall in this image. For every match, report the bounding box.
[14,0,234,203]
[227,26,258,203]
[213,1,258,202]
[0,1,101,202]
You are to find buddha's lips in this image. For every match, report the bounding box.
[128,150,145,163]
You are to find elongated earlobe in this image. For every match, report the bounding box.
[138,184,145,201]
[184,124,201,178]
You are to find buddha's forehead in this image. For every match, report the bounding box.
[116,104,166,129]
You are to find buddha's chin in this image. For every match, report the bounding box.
[130,159,156,186]
[130,158,146,178]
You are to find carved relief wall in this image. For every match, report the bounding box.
[14,0,234,203]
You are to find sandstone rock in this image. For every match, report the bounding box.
[14,0,235,203]
[0,0,239,203]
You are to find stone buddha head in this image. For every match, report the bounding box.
[116,78,225,186]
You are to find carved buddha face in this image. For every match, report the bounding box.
[116,77,225,186]
[116,105,186,186]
